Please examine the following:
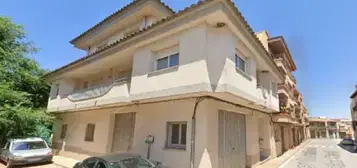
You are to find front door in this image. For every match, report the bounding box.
[218,111,246,168]
[111,112,136,152]
[281,126,286,153]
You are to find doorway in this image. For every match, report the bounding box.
[218,111,246,168]
[111,112,136,152]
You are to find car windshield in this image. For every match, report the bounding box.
[109,156,153,168]
[12,141,47,150]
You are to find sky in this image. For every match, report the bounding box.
[1,0,356,119]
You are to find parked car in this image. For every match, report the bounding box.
[0,137,53,168]
[339,137,355,146]
[73,153,167,168]
[338,137,357,153]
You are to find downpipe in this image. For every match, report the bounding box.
[190,97,205,168]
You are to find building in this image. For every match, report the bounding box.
[44,0,287,168]
[309,117,353,139]
[256,31,310,156]
[350,87,357,140]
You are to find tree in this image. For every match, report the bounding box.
[0,16,53,145]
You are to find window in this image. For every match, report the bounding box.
[52,84,60,97]
[83,158,98,168]
[85,123,95,142]
[235,54,246,72]
[4,142,9,150]
[60,124,67,140]
[83,82,89,89]
[121,156,153,168]
[96,161,107,168]
[157,53,179,71]
[271,82,278,97]
[166,122,187,149]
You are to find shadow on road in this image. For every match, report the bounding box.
[338,144,357,153]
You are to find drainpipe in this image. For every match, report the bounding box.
[190,97,205,168]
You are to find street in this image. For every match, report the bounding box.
[281,139,357,168]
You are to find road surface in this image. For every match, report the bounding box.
[281,139,357,168]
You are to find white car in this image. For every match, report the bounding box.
[0,137,53,168]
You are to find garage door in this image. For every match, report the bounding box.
[111,112,136,152]
[218,111,246,168]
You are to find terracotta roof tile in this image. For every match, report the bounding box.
[45,0,284,80]
[70,0,175,44]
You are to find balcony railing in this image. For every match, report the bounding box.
[68,76,129,101]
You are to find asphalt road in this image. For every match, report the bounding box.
[281,139,357,168]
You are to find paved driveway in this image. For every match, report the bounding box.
[280,139,357,168]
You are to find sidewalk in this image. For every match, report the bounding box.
[52,155,81,168]
[256,139,312,168]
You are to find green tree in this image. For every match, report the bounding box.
[0,16,53,145]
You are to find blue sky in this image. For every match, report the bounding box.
[1,0,356,118]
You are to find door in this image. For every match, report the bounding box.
[218,111,246,168]
[280,126,286,153]
[111,113,136,152]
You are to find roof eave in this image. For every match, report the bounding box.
[69,0,175,45]
[268,36,297,71]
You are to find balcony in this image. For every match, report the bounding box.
[68,77,129,101]
[278,83,295,99]
[47,76,131,112]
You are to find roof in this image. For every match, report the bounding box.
[70,0,175,44]
[95,152,142,163]
[9,137,44,142]
[44,0,284,80]
[268,36,297,71]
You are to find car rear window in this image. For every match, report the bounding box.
[12,141,47,150]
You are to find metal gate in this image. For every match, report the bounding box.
[111,112,136,152]
[218,111,246,168]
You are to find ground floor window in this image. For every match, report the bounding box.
[84,123,95,142]
[166,121,187,149]
[60,124,67,139]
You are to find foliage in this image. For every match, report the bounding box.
[0,16,53,145]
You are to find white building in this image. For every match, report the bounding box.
[45,0,285,168]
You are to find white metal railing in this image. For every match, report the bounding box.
[68,76,129,101]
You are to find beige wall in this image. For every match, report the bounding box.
[48,23,280,113]
[53,98,276,168]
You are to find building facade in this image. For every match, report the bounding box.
[350,88,357,140]
[309,117,353,139]
[44,1,289,168]
[256,31,310,156]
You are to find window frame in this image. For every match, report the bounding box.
[156,53,179,71]
[166,121,187,149]
[84,123,96,142]
[235,54,247,73]
[54,84,60,97]
[60,124,68,140]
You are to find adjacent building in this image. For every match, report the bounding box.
[44,0,288,168]
[256,31,310,156]
[309,117,353,139]
[350,87,357,140]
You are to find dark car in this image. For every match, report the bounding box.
[338,138,357,153]
[339,138,355,146]
[73,153,166,168]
